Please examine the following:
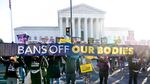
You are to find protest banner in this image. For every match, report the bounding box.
[17,43,72,56]
[59,38,71,43]
[0,43,138,56]
[80,63,93,73]
[0,43,18,56]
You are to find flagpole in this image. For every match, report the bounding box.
[70,0,73,43]
[10,9,13,42]
[9,0,14,42]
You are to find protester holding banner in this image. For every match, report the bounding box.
[27,56,47,84]
[47,56,61,84]
[65,56,77,84]
[17,33,29,83]
[0,56,24,84]
[17,56,26,84]
[97,56,109,84]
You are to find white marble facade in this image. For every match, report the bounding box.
[14,4,106,43]
[58,4,105,42]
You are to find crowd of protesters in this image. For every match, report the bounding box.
[0,54,144,84]
[0,40,149,84]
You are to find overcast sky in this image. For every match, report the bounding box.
[0,0,150,42]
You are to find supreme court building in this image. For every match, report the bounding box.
[14,4,129,44]
[58,4,105,42]
[15,4,105,43]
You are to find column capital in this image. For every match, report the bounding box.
[77,17,81,20]
[84,18,88,20]
[72,17,75,19]
[90,18,93,20]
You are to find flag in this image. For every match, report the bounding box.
[9,0,11,10]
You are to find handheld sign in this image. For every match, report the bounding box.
[80,63,93,73]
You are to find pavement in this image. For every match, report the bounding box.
[60,61,150,84]
[0,63,150,84]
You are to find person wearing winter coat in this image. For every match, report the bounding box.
[97,56,109,84]
[30,56,43,84]
[128,56,141,84]
[27,56,48,84]
[0,56,24,84]
[65,56,76,84]
[47,56,61,84]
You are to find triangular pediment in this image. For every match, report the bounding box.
[59,4,105,14]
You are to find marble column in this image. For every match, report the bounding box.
[84,18,88,42]
[89,18,93,38]
[78,18,81,38]
[66,17,69,27]
[100,19,104,38]
[96,18,100,40]
[72,18,75,37]
[59,17,63,36]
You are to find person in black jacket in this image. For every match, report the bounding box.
[97,56,109,84]
[65,56,76,84]
[47,56,61,84]
[0,56,24,84]
[128,56,141,84]
[28,56,48,84]
[23,56,48,84]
